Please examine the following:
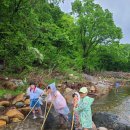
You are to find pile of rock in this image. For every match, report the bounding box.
[0,93,30,128]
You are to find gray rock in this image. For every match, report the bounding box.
[15,102,24,108]
[93,112,130,130]
[0,105,5,112]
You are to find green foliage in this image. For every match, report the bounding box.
[0,0,130,75]
[72,0,122,71]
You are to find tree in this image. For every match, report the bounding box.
[72,0,122,72]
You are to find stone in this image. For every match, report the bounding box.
[92,121,97,130]
[12,93,25,105]
[0,101,10,107]
[0,106,5,112]
[10,79,24,86]
[65,88,73,93]
[0,120,6,127]
[64,88,76,104]
[4,94,13,100]
[15,102,24,108]
[57,83,62,87]
[3,81,17,90]
[90,86,96,93]
[0,116,9,123]
[18,107,30,115]
[97,127,108,130]
[93,112,130,130]
[12,118,21,123]
[24,99,30,106]
[5,108,24,120]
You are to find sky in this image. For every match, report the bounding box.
[59,0,130,43]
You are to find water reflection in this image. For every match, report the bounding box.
[92,87,130,114]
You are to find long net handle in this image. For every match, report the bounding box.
[40,103,53,130]
[70,108,75,130]
[44,101,47,117]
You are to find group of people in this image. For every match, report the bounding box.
[26,82,95,130]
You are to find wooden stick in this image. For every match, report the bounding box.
[40,103,53,130]
[70,108,75,130]
[44,101,47,118]
[23,99,39,122]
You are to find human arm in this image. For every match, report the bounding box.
[75,97,94,112]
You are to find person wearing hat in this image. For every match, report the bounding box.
[74,87,94,130]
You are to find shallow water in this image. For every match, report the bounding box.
[92,87,130,122]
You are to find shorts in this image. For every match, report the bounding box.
[30,98,40,108]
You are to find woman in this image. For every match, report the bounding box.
[46,82,70,127]
[74,87,94,130]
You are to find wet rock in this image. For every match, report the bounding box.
[15,102,24,108]
[24,99,30,106]
[0,120,6,127]
[5,108,24,120]
[0,116,9,123]
[0,101,10,107]
[12,93,25,105]
[3,81,17,90]
[93,112,130,130]
[0,106,5,112]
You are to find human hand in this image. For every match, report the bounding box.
[73,102,78,108]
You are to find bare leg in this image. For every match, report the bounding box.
[38,107,43,116]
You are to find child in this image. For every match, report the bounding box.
[72,92,81,130]
[46,82,70,127]
[74,87,94,130]
[26,82,44,119]
[115,81,120,93]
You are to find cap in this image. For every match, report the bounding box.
[79,87,88,93]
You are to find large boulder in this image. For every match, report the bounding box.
[0,101,10,107]
[5,108,24,120]
[12,93,25,105]
[93,112,130,130]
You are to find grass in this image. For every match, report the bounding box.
[0,86,27,98]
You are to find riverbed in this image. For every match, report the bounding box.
[92,86,130,122]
